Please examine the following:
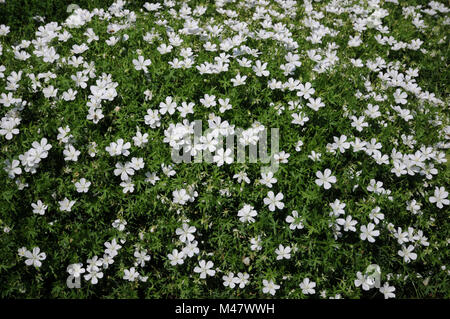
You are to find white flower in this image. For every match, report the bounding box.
[129,157,144,170]
[285,210,304,230]
[233,171,250,184]
[351,116,368,132]
[275,244,291,260]
[393,89,407,104]
[74,178,91,193]
[134,250,151,267]
[260,171,277,188]
[230,73,247,86]
[213,148,233,166]
[18,247,27,257]
[307,97,325,111]
[133,55,151,73]
[237,204,258,223]
[105,139,131,157]
[4,159,22,178]
[367,179,385,194]
[250,236,262,251]
[360,223,380,243]
[173,189,190,205]
[223,272,237,288]
[262,279,280,295]
[114,162,135,181]
[133,130,149,147]
[0,117,20,140]
[67,263,85,278]
[101,254,114,269]
[112,219,127,231]
[295,140,304,152]
[291,112,309,126]
[354,271,375,291]
[159,96,177,115]
[175,223,196,243]
[145,172,160,185]
[144,109,161,128]
[168,249,185,266]
[63,144,81,161]
[369,206,384,224]
[398,245,417,263]
[336,215,358,232]
[394,227,409,245]
[299,278,316,295]
[182,240,200,258]
[24,247,46,267]
[315,169,337,189]
[329,199,346,217]
[296,82,315,99]
[193,260,215,278]
[200,94,216,108]
[31,200,47,215]
[274,151,290,164]
[120,179,134,193]
[333,135,350,153]
[178,101,195,117]
[234,272,250,288]
[263,191,284,211]
[379,282,396,299]
[123,267,140,281]
[252,60,269,77]
[84,266,103,284]
[429,186,449,209]
[59,197,76,212]
[104,238,122,257]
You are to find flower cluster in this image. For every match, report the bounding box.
[0,0,449,299]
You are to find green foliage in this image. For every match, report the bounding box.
[0,0,449,299]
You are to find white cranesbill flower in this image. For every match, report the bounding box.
[262,279,280,295]
[123,267,140,281]
[159,96,177,115]
[24,247,46,267]
[360,223,380,243]
[398,245,417,263]
[173,189,190,205]
[336,215,357,232]
[175,223,196,243]
[213,148,233,166]
[379,282,396,299]
[84,266,103,284]
[354,271,375,291]
[74,178,91,193]
[263,191,284,211]
[63,144,80,161]
[133,55,151,73]
[168,249,185,266]
[285,210,304,230]
[429,186,449,209]
[275,244,291,260]
[193,260,215,278]
[59,197,76,212]
[315,169,337,190]
[67,263,86,278]
[234,272,250,288]
[300,278,316,295]
[222,272,237,288]
[237,204,257,223]
[31,200,47,215]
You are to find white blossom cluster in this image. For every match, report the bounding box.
[0,0,449,298]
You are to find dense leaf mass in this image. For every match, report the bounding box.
[0,0,449,298]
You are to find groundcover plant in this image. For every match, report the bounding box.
[0,0,449,298]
